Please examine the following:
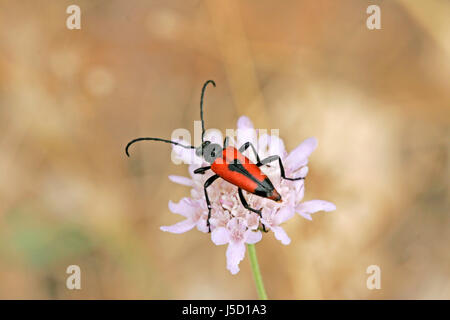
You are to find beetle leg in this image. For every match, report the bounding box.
[239,141,261,164]
[238,188,266,232]
[258,155,305,181]
[223,136,230,148]
[238,188,262,216]
[194,166,211,174]
[204,174,220,232]
[258,155,278,166]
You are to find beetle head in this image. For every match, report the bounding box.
[196,141,223,164]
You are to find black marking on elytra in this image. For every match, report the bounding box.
[228,159,275,195]
[254,178,275,198]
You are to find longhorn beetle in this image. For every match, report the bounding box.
[125,80,305,232]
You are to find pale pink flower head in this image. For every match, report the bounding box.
[161,116,336,274]
[211,217,262,274]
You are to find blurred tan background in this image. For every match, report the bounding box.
[0,0,448,299]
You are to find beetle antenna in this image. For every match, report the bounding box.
[200,80,216,143]
[125,137,195,157]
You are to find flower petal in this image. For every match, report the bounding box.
[285,137,318,171]
[296,200,336,220]
[211,227,230,245]
[237,129,258,153]
[298,212,313,221]
[298,166,309,177]
[245,212,260,230]
[245,230,262,244]
[160,219,196,234]
[268,135,286,158]
[237,116,254,129]
[168,175,194,187]
[168,198,197,218]
[272,226,291,245]
[236,116,257,149]
[255,132,270,159]
[258,133,270,154]
[274,205,295,225]
[226,241,246,275]
[227,217,248,232]
[289,166,308,180]
[295,180,305,201]
[171,139,202,165]
[196,218,209,233]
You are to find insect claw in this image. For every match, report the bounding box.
[259,223,267,233]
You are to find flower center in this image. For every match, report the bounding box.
[230,228,245,242]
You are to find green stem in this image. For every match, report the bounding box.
[247,244,268,300]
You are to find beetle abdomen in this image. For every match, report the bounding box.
[211,147,282,202]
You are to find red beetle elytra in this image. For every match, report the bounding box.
[125,80,304,232]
